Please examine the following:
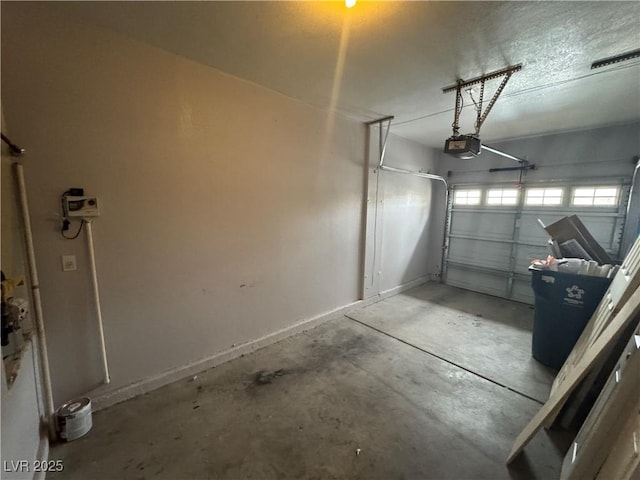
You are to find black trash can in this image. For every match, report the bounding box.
[530,268,612,370]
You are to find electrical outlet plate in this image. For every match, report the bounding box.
[62,255,77,271]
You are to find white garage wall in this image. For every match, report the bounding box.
[379,134,439,291]
[361,129,442,299]
[1,3,372,407]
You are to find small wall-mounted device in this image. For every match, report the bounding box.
[63,196,100,218]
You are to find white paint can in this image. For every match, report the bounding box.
[57,397,92,441]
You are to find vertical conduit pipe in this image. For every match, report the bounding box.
[13,163,57,440]
[84,220,110,384]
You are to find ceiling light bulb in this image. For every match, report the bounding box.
[345,0,356,8]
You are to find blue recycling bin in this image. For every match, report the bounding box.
[530,268,612,370]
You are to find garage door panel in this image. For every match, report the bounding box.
[519,213,620,253]
[573,215,620,252]
[447,237,512,271]
[511,278,535,305]
[519,213,566,244]
[445,266,509,298]
[445,180,627,303]
[514,246,548,275]
[450,210,516,239]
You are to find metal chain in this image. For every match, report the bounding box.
[478,72,513,131]
[451,80,465,137]
[475,80,485,135]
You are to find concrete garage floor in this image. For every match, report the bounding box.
[50,283,570,479]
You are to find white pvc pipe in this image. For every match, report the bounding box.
[84,220,110,384]
[13,163,57,440]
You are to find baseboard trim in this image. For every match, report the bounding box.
[376,276,428,300]
[91,276,429,412]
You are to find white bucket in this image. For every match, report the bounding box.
[57,397,92,441]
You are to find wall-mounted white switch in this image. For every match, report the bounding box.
[61,255,77,272]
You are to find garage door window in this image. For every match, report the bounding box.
[572,186,619,207]
[453,189,481,205]
[487,188,519,206]
[525,188,563,206]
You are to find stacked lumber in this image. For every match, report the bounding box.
[507,235,640,474]
[559,320,640,479]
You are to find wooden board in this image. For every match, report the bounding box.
[543,236,640,428]
[554,236,640,391]
[556,318,637,431]
[560,320,640,479]
[595,396,640,480]
[544,215,612,265]
[506,285,640,464]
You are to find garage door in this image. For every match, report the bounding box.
[443,179,630,304]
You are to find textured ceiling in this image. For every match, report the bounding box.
[54,1,640,147]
